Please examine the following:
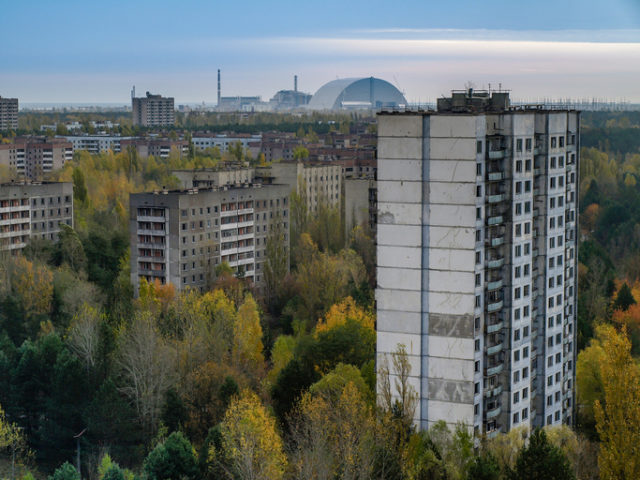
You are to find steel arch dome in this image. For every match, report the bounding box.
[307,77,407,110]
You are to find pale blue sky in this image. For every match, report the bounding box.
[2,0,640,103]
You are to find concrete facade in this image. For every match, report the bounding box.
[344,177,377,232]
[0,96,18,131]
[376,91,579,436]
[256,162,342,213]
[0,182,73,254]
[132,92,175,127]
[129,184,289,295]
[0,137,73,180]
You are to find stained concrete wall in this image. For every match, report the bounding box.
[376,113,476,429]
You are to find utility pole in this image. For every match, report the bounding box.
[74,428,87,478]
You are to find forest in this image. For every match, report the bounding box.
[1,110,640,479]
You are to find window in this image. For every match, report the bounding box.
[559,136,565,148]
[525,159,532,171]
[513,412,520,424]
[515,245,522,257]
[551,137,557,148]
[523,347,529,358]
[477,141,483,154]
[476,185,482,197]
[525,180,531,192]
[514,391,520,403]
[551,157,556,169]
[514,350,520,362]
[514,371,520,382]
[515,224,522,237]
[514,329,521,341]
[516,203,522,215]
[524,222,531,234]
[475,273,481,286]
[475,339,480,351]
[525,201,531,213]
[516,181,522,194]
[516,160,523,172]
[516,139,523,152]
[526,138,532,151]
[477,163,482,175]
[515,266,521,278]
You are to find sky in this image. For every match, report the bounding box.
[2,0,640,104]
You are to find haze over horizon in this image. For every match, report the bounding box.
[2,0,640,104]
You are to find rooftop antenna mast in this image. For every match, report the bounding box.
[217,69,221,106]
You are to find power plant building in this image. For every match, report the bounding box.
[376,90,579,436]
[307,77,407,111]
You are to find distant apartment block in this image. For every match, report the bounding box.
[0,137,73,179]
[132,92,175,127]
[63,135,134,154]
[0,96,18,131]
[173,167,255,190]
[191,134,262,157]
[129,183,290,294]
[345,176,377,232]
[376,90,579,435]
[0,182,73,254]
[256,162,342,213]
[120,138,188,159]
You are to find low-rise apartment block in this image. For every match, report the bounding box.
[129,183,290,294]
[120,138,189,159]
[0,137,73,179]
[0,182,73,254]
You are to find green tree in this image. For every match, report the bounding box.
[510,428,574,480]
[48,462,80,480]
[613,282,636,311]
[467,453,500,480]
[143,431,198,480]
[72,167,87,203]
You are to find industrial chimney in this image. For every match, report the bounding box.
[294,75,298,93]
[217,69,221,106]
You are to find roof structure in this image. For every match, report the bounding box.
[307,77,407,110]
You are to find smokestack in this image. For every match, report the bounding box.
[294,75,298,93]
[217,69,221,105]
[131,85,135,99]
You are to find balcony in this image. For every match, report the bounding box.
[487,321,503,334]
[489,236,504,247]
[484,385,503,398]
[221,208,254,218]
[487,342,503,355]
[221,220,253,231]
[487,429,500,439]
[487,279,503,291]
[488,172,505,181]
[487,300,503,313]
[488,150,506,160]
[486,405,502,419]
[486,364,504,376]
[487,194,506,204]
[487,258,504,269]
[487,216,504,226]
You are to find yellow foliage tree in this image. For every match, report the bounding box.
[218,390,287,480]
[576,332,605,433]
[594,324,640,480]
[9,256,53,319]
[233,294,265,379]
[315,296,374,335]
[267,335,296,386]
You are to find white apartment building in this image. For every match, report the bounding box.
[63,135,134,154]
[376,90,578,436]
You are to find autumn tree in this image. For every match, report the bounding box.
[288,381,379,480]
[233,294,265,381]
[378,343,419,431]
[594,325,640,480]
[217,390,287,480]
[66,303,103,371]
[116,311,175,439]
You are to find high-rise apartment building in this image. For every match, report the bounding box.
[0,96,18,131]
[132,92,175,127]
[0,137,73,179]
[0,182,74,254]
[376,90,578,436]
[129,184,290,295]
